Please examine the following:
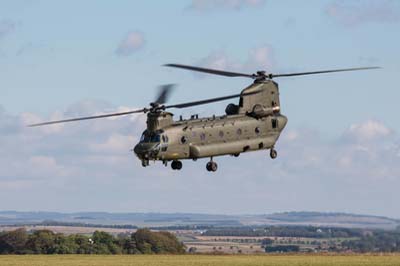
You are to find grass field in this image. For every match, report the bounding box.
[1,254,400,266]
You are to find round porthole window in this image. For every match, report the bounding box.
[255,127,261,134]
[180,136,187,144]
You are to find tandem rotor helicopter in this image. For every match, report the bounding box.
[30,64,379,172]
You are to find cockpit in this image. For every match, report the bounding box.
[139,130,168,144]
[140,132,161,143]
[134,130,169,161]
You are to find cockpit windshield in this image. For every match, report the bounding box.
[140,132,161,143]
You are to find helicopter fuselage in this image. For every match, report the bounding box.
[133,80,288,169]
[134,112,287,163]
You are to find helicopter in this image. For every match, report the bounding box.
[29,64,379,172]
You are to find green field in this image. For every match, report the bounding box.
[1,255,400,266]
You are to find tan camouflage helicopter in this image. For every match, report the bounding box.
[30,64,379,172]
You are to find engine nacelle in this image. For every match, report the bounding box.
[225,103,239,115]
[250,104,280,118]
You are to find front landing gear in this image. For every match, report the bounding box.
[171,160,182,170]
[270,148,277,159]
[206,158,218,172]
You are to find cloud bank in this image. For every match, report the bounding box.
[115,31,145,56]
[0,103,399,215]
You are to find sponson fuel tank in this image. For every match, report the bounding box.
[189,137,277,158]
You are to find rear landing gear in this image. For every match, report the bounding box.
[206,158,218,172]
[141,160,149,167]
[171,160,182,170]
[270,148,277,159]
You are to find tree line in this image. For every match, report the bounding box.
[0,228,185,255]
[342,231,400,252]
[203,226,363,238]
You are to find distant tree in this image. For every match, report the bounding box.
[132,228,185,254]
[265,245,300,253]
[0,229,28,254]
[53,234,79,254]
[116,234,138,254]
[73,234,92,254]
[26,230,57,254]
[92,231,121,254]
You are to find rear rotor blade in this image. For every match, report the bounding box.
[165,90,261,109]
[28,108,146,127]
[165,63,380,80]
[270,66,381,78]
[164,64,254,78]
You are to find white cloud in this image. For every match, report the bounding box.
[196,45,275,76]
[187,0,266,12]
[0,100,145,181]
[345,120,392,141]
[115,31,145,56]
[278,120,399,182]
[89,134,137,154]
[326,0,400,26]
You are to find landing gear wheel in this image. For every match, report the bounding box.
[270,149,277,159]
[206,162,211,171]
[171,160,182,170]
[141,160,149,167]
[206,161,218,172]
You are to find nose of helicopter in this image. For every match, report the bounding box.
[133,142,160,159]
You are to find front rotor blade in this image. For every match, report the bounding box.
[271,66,380,78]
[28,108,146,127]
[165,90,261,109]
[164,64,254,78]
[154,84,176,104]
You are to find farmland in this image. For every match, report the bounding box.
[1,254,400,266]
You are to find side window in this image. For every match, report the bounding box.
[272,118,278,129]
[180,136,187,144]
[200,133,206,141]
[161,135,168,152]
[236,128,242,136]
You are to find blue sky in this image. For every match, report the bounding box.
[1,0,400,217]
